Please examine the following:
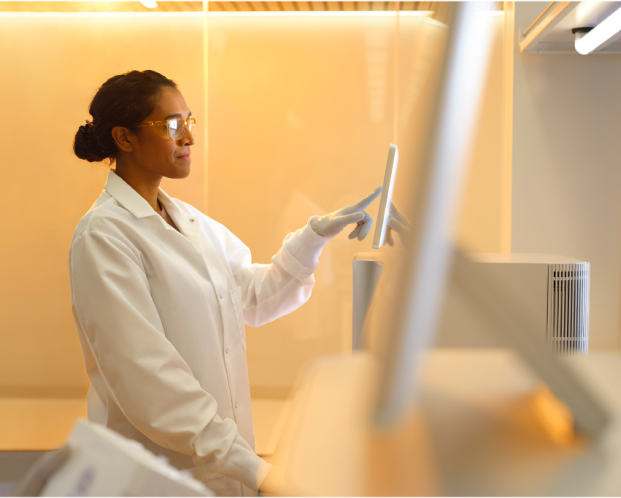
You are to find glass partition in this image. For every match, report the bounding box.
[206,3,499,398]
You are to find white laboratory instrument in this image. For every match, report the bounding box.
[479,253,588,354]
[372,143,399,249]
[438,253,590,355]
[29,419,210,496]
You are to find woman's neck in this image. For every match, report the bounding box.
[114,160,162,211]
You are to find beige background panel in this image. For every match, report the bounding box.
[0,398,86,450]
[456,14,505,253]
[0,13,206,394]
[208,13,395,394]
[393,14,447,229]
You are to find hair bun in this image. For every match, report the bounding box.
[79,121,93,134]
[74,121,106,162]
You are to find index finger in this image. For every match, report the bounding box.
[353,186,382,211]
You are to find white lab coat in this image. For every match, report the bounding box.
[69,171,331,496]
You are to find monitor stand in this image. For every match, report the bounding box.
[352,252,384,350]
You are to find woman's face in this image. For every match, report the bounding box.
[131,87,194,180]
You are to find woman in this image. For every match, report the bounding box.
[69,70,380,496]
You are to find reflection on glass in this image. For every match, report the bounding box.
[208,3,471,402]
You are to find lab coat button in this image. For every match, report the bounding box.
[235,403,238,409]
[219,293,223,299]
[225,348,229,354]
[189,218,195,223]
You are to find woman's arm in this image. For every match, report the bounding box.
[223,217,330,327]
[70,230,270,490]
[221,188,382,327]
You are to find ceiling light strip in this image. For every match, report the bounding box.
[207,10,434,17]
[0,10,433,17]
[0,10,204,16]
[575,6,621,54]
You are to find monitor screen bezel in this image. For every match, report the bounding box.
[372,143,399,250]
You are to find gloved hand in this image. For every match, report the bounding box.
[311,186,382,240]
[385,202,412,247]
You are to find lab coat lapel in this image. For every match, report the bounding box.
[157,192,203,254]
[157,193,233,293]
[175,216,203,254]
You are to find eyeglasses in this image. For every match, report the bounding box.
[135,117,196,141]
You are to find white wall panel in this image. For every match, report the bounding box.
[512,3,621,350]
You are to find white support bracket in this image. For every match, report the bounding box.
[519,1,578,53]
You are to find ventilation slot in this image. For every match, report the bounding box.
[547,262,589,355]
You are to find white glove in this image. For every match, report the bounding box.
[385,202,412,247]
[311,186,382,240]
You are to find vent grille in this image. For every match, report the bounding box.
[547,263,589,355]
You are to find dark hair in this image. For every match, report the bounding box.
[74,70,178,163]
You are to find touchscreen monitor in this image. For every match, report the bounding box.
[372,143,399,249]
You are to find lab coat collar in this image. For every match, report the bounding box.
[105,171,202,252]
[104,171,158,219]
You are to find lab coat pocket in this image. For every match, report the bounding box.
[229,286,246,351]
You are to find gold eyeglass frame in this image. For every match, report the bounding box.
[135,117,196,141]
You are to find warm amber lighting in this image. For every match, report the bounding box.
[530,383,576,445]
[0,10,202,16]
[208,10,434,17]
